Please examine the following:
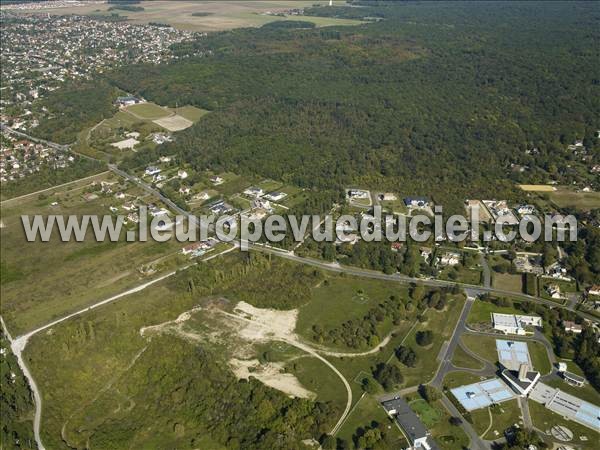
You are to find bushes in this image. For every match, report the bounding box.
[418,384,441,403]
[524,273,537,295]
[416,330,434,346]
[372,363,403,390]
[395,345,418,367]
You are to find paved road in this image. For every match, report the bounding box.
[430,295,477,389]
[480,254,491,288]
[0,317,46,450]
[440,394,491,450]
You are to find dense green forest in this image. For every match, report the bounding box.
[32,2,599,213]
[34,81,118,145]
[98,1,598,212]
[0,331,35,450]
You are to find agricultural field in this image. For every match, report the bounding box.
[492,273,523,293]
[518,184,557,192]
[0,173,186,335]
[547,187,600,211]
[14,1,365,32]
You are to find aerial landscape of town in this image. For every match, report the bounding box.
[0,1,599,450]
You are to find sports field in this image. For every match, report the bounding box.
[153,114,194,132]
[125,102,171,120]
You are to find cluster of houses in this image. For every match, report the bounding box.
[1,12,199,133]
[181,239,216,258]
[0,134,73,183]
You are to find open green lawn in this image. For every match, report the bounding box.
[548,188,600,212]
[399,296,466,387]
[336,394,407,446]
[529,400,599,450]
[466,300,526,325]
[409,398,442,427]
[174,105,209,122]
[484,400,522,440]
[0,175,184,335]
[296,276,409,349]
[451,345,484,370]
[442,371,486,390]
[125,102,171,119]
[286,356,346,409]
[461,335,551,374]
[492,273,523,293]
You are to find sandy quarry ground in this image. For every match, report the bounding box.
[229,358,316,399]
[139,301,315,399]
[233,301,299,342]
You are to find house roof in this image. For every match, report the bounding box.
[382,397,440,448]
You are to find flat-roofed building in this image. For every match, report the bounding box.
[382,397,440,449]
[492,313,542,335]
[450,378,516,411]
[496,339,532,371]
[529,382,600,431]
[562,371,585,387]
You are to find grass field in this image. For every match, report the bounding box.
[125,102,171,120]
[548,187,600,211]
[442,370,486,390]
[483,400,522,440]
[451,345,484,370]
[410,398,441,427]
[0,175,184,335]
[466,300,525,325]
[175,105,210,122]
[336,394,407,446]
[13,1,365,32]
[398,296,466,387]
[529,400,599,450]
[296,276,409,349]
[492,273,523,293]
[286,356,346,408]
